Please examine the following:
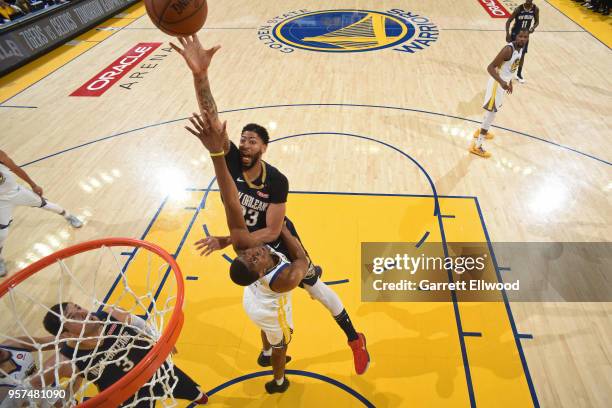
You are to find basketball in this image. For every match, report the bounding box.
[144,0,208,36]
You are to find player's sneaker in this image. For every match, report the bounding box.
[469,143,491,158]
[265,377,290,394]
[193,391,208,404]
[257,352,292,367]
[66,215,83,228]
[0,259,6,278]
[517,75,526,84]
[348,333,370,375]
[473,129,494,140]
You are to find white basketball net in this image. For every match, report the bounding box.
[0,245,181,407]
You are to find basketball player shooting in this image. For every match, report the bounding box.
[172,34,370,376]
[470,29,529,158]
[32,302,209,406]
[185,109,313,394]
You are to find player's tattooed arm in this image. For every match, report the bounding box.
[0,150,42,196]
[487,46,513,90]
[186,112,260,250]
[170,35,230,153]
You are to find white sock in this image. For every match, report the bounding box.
[477,110,497,148]
[42,201,68,217]
[275,377,284,386]
[262,348,272,357]
[476,133,485,148]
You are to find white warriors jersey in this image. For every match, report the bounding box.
[498,42,523,82]
[246,246,292,309]
[0,346,36,388]
[0,163,19,198]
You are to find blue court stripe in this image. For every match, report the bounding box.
[415,231,430,248]
[18,104,609,169]
[186,276,199,281]
[441,214,456,219]
[202,223,210,237]
[187,369,375,408]
[184,206,197,211]
[146,193,207,317]
[0,105,37,109]
[462,332,483,337]
[518,333,534,340]
[473,197,540,407]
[499,267,511,271]
[98,195,169,311]
[191,188,476,200]
[120,251,133,256]
[324,279,349,285]
[222,254,233,263]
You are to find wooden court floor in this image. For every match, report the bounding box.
[1,1,610,407]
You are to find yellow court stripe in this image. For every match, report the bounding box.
[546,0,612,48]
[0,3,146,103]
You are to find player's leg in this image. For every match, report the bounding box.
[517,39,528,82]
[170,365,208,404]
[126,363,208,406]
[11,187,83,228]
[264,330,291,394]
[258,329,292,367]
[471,78,502,158]
[12,187,83,228]
[284,217,370,374]
[0,199,13,277]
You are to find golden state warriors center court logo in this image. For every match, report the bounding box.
[258,9,438,54]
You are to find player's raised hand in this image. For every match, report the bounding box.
[185,111,227,153]
[195,236,231,256]
[169,35,220,76]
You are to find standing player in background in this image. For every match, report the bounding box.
[0,150,83,278]
[171,35,370,375]
[506,0,539,83]
[471,30,529,158]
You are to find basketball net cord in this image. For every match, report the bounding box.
[0,246,179,407]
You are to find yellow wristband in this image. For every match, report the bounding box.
[210,151,225,157]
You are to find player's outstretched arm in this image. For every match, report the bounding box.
[0,150,43,196]
[170,35,230,153]
[186,112,259,250]
[270,224,309,293]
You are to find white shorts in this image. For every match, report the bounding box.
[483,77,506,112]
[0,186,44,227]
[243,287,293,347]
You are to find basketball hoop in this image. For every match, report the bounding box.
[0,238,185,407]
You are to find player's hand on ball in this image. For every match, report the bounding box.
[185,111,227,153]
[32,184,43,197]
[170,35,220,76]
[195,236,230,256]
